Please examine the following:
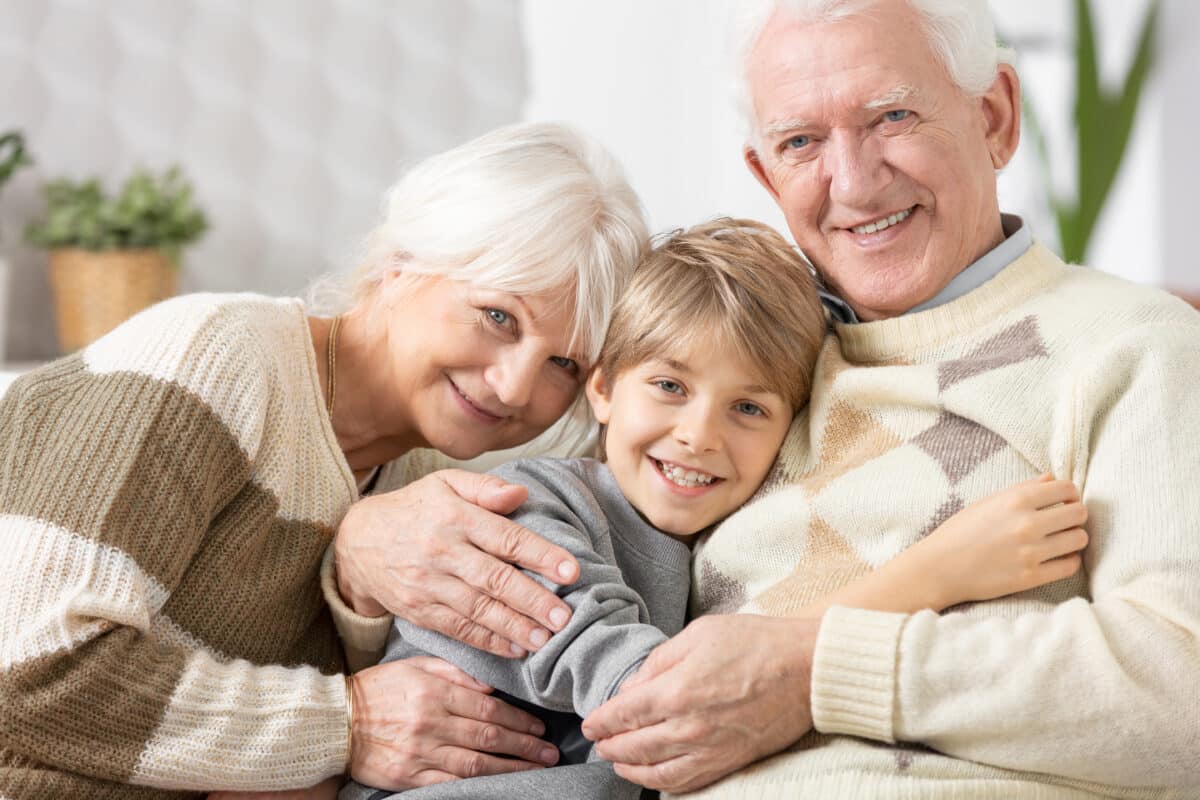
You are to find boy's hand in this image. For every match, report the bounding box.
[911,473,1089,608]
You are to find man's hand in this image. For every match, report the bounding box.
[334,469,580,657]
[350,657,559,791]
[581,614,820,793]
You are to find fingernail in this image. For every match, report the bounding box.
[540,747,558,764]
[510,643,527,657]
[531,720,546,736]
[530,628,549,647]
[549,607,568,628]
[557,561,575,579]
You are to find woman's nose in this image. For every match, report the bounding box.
[487,348,542,409]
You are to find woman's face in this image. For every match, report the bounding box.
[383,273,586,460]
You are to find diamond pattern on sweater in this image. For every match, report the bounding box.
[919,493,964,538]
[800,401,904,497]
[697,558,747,615]
[913,411,1006,485]
[753,516,871,616]
[937,315,1049,392]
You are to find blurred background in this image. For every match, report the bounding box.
[0,0,1193,362]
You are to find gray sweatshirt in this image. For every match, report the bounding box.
[340,457,692,800]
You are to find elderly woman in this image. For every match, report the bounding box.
[0,122,647,798]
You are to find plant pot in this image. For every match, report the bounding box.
[47,248,178,353]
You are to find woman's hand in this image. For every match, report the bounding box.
[906,473,1089,609]
[334,469,580,657]
[207,776,341,800]
[350,656,559,791]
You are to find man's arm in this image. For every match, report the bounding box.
[812,322,1200,787]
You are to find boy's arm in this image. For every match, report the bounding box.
[793,475,1087,620]
[388,461,675,717]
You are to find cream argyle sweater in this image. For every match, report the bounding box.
[0,294,359,798]
[689,244,1200,799]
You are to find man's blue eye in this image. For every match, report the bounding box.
[486,308,510,326]
[885,109,911,122]
[785,134,811,149]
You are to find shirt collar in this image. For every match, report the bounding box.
[818,213,1032,324]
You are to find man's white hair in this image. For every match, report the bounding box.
[736,0,1016,144]
[309,121,649,366]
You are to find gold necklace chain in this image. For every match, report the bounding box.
[326,315,342,416]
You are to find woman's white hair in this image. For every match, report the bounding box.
[735,0,1016,142]
[309,121,648,366]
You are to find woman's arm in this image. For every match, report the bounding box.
[792,474,1088,619]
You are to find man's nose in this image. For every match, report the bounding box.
[825,130,890,208]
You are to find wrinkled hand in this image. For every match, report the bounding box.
[334,469,580,657]
[582,614,820,793]
[350,656,559,791]
[207,776,340,800]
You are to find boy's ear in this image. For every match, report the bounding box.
[585,367,613,425]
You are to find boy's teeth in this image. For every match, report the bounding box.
[852,207,912,235]
[655,459,715,487]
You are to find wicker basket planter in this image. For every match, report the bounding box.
[47,248,178,353]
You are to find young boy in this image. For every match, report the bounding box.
[341,219,1087,800]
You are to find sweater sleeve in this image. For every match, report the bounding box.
[811,322,1200,788]
[387,461,671,717]
[0,353,347,791]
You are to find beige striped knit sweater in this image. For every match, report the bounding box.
[689,244,1200,799]
[0,294,360,798]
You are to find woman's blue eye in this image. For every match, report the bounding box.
[736,402,765,417]
[655,380,683,395]
[884,109,911,122]
[550,355,577,373]
[486,308,511,326]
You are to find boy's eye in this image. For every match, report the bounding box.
[884,109,912,122]
[549,355,578,374]
[735,401,766,417]
[654,379,683,395]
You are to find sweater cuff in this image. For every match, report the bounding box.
[811,606,907,743]
[321,545,393,672]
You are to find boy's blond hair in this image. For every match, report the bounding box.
[597,217,826,412]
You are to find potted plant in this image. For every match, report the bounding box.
[25,165,208,352]
[0,131,34,361]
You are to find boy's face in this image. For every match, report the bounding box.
[586,340,793,538]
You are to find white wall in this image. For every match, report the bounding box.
[522,0,1182,287]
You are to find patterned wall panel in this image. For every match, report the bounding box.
[0,0,526,360]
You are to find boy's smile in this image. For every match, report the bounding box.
[586,340,793,538]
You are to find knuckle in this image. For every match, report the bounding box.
[450,614,481,643]
[477,724,501,750]
[476,696,500,722]
[461,752,487,778]
[483,564,516,598]
[469,591,500,622]
[497,523,529,559]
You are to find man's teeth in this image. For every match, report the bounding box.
[655,459,716,487]
[852,207,912,235]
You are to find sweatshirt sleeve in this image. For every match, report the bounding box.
[811,322,1200,789]
[388,460,670,717]
[0,353,347,791]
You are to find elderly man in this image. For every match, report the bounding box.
[330,0,1200,797]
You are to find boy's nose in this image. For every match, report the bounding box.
[674,406,721,453]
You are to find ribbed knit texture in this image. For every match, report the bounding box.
[0,294,356,798]
[688,244,1200,799]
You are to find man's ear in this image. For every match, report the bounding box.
[585,367,613,425]
[744,145,782,201]
[981,63,1021,170]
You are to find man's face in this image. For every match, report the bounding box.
[744,2,1018,321]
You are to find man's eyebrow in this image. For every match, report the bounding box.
[863,84,920,110]
[762,118,817,138]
